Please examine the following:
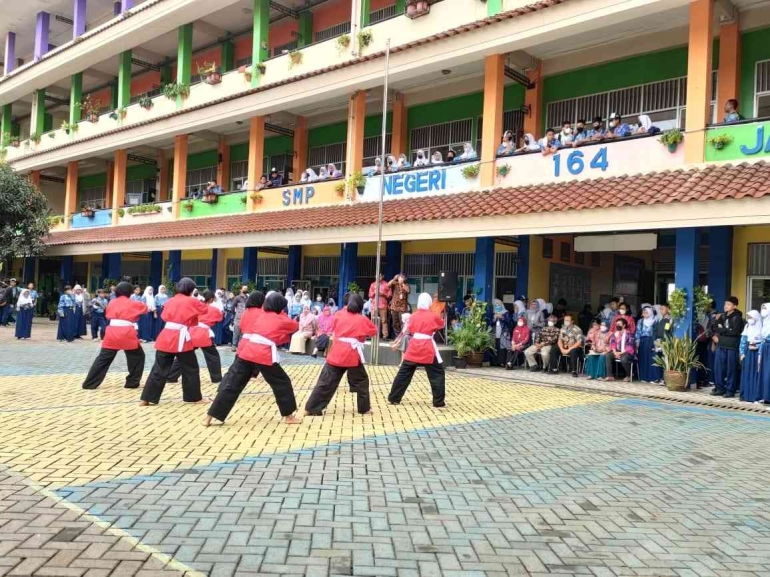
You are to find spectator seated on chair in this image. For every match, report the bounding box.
[604,317,635,382]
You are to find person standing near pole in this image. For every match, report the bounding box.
[369,273,391,340]
[388,273,410,336]
[230,285,249,351]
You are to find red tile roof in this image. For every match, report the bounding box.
[9,0,565,163]
[46,161,770,247]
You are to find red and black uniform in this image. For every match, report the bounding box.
[388,309,446,407]
[305,310,377,415]
[168,304,224,384]
[82,296,148,390]
[141,294,210,404]
[208,310,298,422]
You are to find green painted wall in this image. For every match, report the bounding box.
[181,192,247,219]
[127,164,157,181]
[230,136,293,163]
[704,120,770,162]
[308,114,394,148]
[78,173,107,189]
[740,27,770,118]
[187,149,218,170]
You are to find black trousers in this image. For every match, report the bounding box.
[607,352,633,378]
[208,357,297,422]
[549,347,584,372]
[305,363,370,415]
[388,360,446,407]
[168,346,222,383]
[82,347,145,389]
[141,350,202,404]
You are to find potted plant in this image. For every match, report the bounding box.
[47,303,58,321]
[346,171,366,197]
[47,214,63,227]
[448,300,496,368]
[250,192,264,204]
[30,132,42,145]
[288,50,303,69]
[197,61,222,85]
[653,334,704,391]
[138,96,154,111]
[256,62,266,75]
[496,164,510,179]
[668,287,687,325]
[709,133,733,150]
[61,120,77,135]
[80,94,102,123]
[48,132,56,139]
[127,203,162,215]
[347,281,361,295]
[461,164,480,179]
[694,286,714,317]
[336,34,351,53]
[406,0,430,18]
[357,30,373,54]
[238,64,253,82]
[659,128,683,153]
[117,208,125,217]
[80,204,95,218]
[163,82,190,101]
[240,194,248,205]
[109,108,127,121]
[334,182,345,196]
[182,199,194,212]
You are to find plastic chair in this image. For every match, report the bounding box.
[613,357,637,381]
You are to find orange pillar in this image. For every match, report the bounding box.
[157,149,168,201]
[345,90,367,189]
[684,0,714,164]
[217,136,230,191]
[480,54,505,187]
[64,161,78,230]
[111,151,127,225]
[293,116,308,183]
[172,135,189,218]
[247,117,265,211]
[104,161,114,209]
[29,171,41,188]
[390,92,407,158]
[523,61,543,140]
[717,21,741,119]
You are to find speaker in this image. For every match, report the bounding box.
[438,271,458,302]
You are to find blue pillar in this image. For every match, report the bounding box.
[384,241,402,280]
[338,242,359,297]
[22,257,36,284]
[150,251,163,289]
[168,250,182,283]
[242,247,258,284]
[708,226,733,307]
[210,249,219,291]
[287,246,302,286]
[60,256,74,288]
[515,236,530,300]
[474,237,494,306]
[105,253,121,281]
[674,228,698,338]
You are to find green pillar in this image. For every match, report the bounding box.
[396,0,405,13]
[298,11,313,47]
[161,62,173,85]
[117,50,132,109]
[70,73,82,126]
[221,40,235,73]
[109,81,118,110]
[486,0,502,16]
[0,105,11,148]
[251,0,269,87]
[360,0,371,27]
[31,89,46,136]
[43,113,53,132]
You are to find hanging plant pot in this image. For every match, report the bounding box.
[10,138,20,148]
[86,112,99,123]
[355,185,365,196]
[203,73,222,86]
[667,142,678,153]
[406,0,430,18]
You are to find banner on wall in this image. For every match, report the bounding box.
[358,164,480,202]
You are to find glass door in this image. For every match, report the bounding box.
[748,277,770,313]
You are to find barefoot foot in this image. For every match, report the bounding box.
[284,414,302,424]
[139,400,151,406]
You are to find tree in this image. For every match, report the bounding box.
[0,163,50,262]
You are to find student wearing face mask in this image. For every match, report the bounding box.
[558,121,574,146]
[549,314,584,377]
[506,315,531,370]
[739,309,762,403]
[605,317,635,381]
[524,314,560,372]
[491,300,512,367]
[615,302,636,335]
[497,130,515,156]
[587,116,606,141]
[572,119,589,147]
[605,112,632,139]
[585,320,611,380]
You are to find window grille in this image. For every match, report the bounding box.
[180,259,212,276]
[409,118,472,163]
[476,109,525,150]
[755,59,770,117]
[129,85,161,104]
[304,256,341,277]
[231,160,248,191]
[273,41,298,57]
[363,133,392,166]
[495,252,518,278]
[307,142,346,174]
[314,21,351,43]
[79,186,106,209]
[185,166,217,197]
[370,4,398,24]
[236,56,252,67]
[404,253,474,277]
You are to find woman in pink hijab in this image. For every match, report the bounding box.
[289,305,316,354]
[312,306,334,358]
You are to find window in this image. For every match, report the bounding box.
[560,242,571,263]
[591,252,601,267]
[545,72,718,132]
[410,118,473,163]
[273,41,298,57]
[307,142,346,175]
[370,4,399,24]
[543,238,553,259]
[231,160,248,191]
[476,109,525,152]
[79,186,106,209]
[314,21,351,43]
[363,133,392,168]
[755,60,770,118]
[575,251,585,265]
[185,166,217,197]
[125,179,157,205]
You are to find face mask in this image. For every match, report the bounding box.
[616,325,623,330]
[619,310,627,315]
[610,121,618,128]
[563,128,571,134]
[517,320,524,327]
[576,126,584,133]
[593,124,601,130]
[750,317,758,324]
[548,321,555,327]
[601,326,608,332]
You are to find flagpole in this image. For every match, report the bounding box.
[372,38,391,365]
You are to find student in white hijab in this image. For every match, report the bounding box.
[397,154,410,170]
[138,286,156,342]
[14,289,34,339]
[300,290,312,308]
[517,133,541,153]
[513,300,526,320]
[636,114,653,134]
[327,163,342,178]
[302,168,318,183]
[430,151,443,164]
[386,155,397,172]
[457,142,478,161]
[413,150,429,167]
[318,167,328,180]
[740,309,763,402]
[73,284,88,338]
[213,289,225,312]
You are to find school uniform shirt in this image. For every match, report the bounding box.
[190,304,224,349]
[155,294,210,353]
[403,310,445,365]
[327,311,377,368]
[238,310,298,365]
[102,296,148,350]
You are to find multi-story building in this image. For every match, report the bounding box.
[3,0,770,330]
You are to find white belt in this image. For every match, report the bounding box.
[338,337,366,364]
[198,322,215,339]
[164,321,191,352]
[414,332,442,363]
[243,333,279,363]
[110,318,138,331]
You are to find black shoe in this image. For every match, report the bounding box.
[723,392,736,399]
[571,372,578,377]
[542,368,549,373]
[306,412,323,416]
[311,353,317,358]
[389,400,400,405]
[433,403,446,408]
[211,379,222,385]
[529,367,539,373]
[505,364,513,371]
[550,369,559,374]
[124,383,139,389]
[711,389,725,396]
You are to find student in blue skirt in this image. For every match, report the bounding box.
[14,289,34,339]
[739,309,762,403]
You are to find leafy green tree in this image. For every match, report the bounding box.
[0,163,50,262]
